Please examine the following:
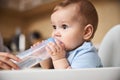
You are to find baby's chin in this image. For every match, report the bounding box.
[65,47,75,51]
[65,45,79,51]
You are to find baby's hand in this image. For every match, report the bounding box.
[31,41,43,48]
[46,39,66,61]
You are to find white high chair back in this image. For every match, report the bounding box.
[98,24,120,67]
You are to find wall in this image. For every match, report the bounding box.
[23,14,52,39]
[92,1,120,45]
[0,0,120,46]
[0,13,22,39]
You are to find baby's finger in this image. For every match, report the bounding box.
[55,39,61,47]
[41,40,45,43]
[32,42,40,47]
[46,46,53,55]
[55,39,65,50]
[48,42,57,53]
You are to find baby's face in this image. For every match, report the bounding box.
[51,5,85,51]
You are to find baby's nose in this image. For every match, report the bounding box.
[53,30,61,37]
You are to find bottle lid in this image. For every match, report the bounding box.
[46,37,55,43]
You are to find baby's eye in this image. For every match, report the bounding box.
[62,24,68,29]
[52,25,56,29]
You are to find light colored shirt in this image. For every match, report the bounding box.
[67,41,102,69]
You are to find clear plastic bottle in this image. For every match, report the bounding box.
[15,37,55,69]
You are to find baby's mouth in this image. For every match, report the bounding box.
[53,37,64,45]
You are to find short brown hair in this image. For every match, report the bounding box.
[54,0,98,38]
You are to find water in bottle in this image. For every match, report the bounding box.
[15,37,55,69]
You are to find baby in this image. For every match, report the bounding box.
[0,0,102,70]
[40,0,102,69]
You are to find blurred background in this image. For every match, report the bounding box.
[0,0,120,53]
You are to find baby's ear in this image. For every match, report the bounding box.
[83,24,93,40]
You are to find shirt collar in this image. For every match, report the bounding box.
[67,41,93,56]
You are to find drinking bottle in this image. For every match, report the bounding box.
[16,37,54,69]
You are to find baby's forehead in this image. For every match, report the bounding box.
[56,3,80,13]
[51,3,84,23]
[54,3,81,17]
[52,7,81,20]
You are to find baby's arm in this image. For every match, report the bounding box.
[46,39,71,69]
[39,58,53,69]
[52,58,71,69]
